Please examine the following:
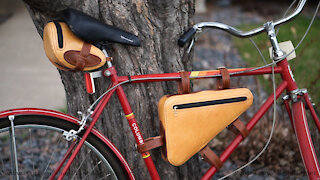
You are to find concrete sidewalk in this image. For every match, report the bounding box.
[0,0,65,110]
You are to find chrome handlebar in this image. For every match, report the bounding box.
[193,22,264,38]
[178,0,307,47]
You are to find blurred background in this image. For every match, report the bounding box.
[0,0,319,179]
[193,0,320,179]
[0,0,65,110]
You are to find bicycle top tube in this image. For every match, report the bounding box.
[178,0,306,46]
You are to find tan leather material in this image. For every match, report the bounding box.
[53,62,70,71]
[178,71,190,94]
[137,136,164,153]
[199,146,222,169]
[230,119,249,138]
[43,22,106,71]
[217,67,230,89]
[158,88,253,166]
[160,122,168,161]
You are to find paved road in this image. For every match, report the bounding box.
[0,1,65,110]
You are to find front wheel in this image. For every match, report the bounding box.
[0,115,128,180]
[292,101,320,179]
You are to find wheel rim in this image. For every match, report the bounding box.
[0,124,118,180]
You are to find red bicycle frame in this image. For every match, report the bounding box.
[52,57,320,179]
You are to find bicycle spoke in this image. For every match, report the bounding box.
[81,161,102,180]
[0,147,5,174]
[40,133,63,180]
[28,128,36,180]
[0,117,124,179]
[97,173,111,180]
[70,149,92,180]
[9,116,19,180]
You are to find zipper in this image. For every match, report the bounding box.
[174,106,178,116]
[173,97,247,110]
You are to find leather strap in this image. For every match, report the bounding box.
[217,67,230,90]
[199,146,222,169]
[137,136,164,153]
[74,42,91,71]
[80,42,91,57]
[178,71,190,94]
[106,57,113,62]
[74,56,86,71]
[228,119,249,138]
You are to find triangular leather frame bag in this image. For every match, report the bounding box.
[158,88,253,166]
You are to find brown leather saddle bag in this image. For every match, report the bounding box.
[43,22,106,71]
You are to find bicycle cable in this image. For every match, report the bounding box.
[88,0,319,113]
[87,5,320,174]
[218,60,277,180]
[201,0,319,78]
[218,1,320,179]
[286,0,320,61]
[276,0,298,36]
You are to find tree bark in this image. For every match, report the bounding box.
[23,0,201,179]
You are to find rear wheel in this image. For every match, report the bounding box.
[0,115,128,180]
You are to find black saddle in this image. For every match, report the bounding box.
[61,8,140,46]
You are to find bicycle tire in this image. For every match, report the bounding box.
[292,101,320,179]
[0,114,128,180]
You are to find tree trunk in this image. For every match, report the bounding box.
[23,0,201,179]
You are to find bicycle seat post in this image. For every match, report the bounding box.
[264,21,285,61]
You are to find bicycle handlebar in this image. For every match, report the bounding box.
[178,0,307,47]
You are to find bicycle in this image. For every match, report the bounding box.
[0,0,319,179]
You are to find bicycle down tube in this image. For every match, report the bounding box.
[56,57,319,179]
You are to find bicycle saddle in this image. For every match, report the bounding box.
[61,8,141,46]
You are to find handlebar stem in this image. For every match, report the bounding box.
[264,21,285,60]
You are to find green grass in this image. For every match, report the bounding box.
[233,16,320,108]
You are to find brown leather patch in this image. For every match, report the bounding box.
[64,50,101,67]
[74,56,86,71]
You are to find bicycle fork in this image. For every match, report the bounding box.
[282,89,320,179]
